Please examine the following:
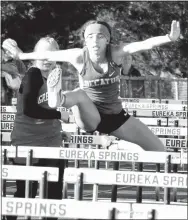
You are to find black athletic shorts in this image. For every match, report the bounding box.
[96,109,130,134]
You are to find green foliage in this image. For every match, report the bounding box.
[1,1,188,76]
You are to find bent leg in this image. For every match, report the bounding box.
[63,89,101,131]
[110,116,165,151]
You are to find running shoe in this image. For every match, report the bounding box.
[47,67,62,108]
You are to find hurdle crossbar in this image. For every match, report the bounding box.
[120,98,187,105]
[2,197,187,219]
[128,110,187,118]
[59,124,187,135]
[2,133,187,150]
[64,168,187,188]
[2,146,187,164]
[122,102,187,111]
[2,165,59,181]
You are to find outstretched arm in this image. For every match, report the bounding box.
[18,48,82,64]
[122,20,180,54]
[2,39,82,66]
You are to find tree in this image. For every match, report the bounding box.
[95,1,188,76]
[1,1,188,76]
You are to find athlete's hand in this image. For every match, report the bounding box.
[168,20,180,41]
[2,38,23,59]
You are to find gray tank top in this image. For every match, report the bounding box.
[79,46,122,114]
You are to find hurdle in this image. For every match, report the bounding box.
[63,165,187,203]
[60,123,188,138]
[4,145,187,202]
[2,132,187,150]
[120,98,187,105]
[1,104,187,148]
[122,102,187,111]
[120,101,187,203]
[2,165,58,182]
[2,197,187,219]
[2,120,187,137]
[2,134,187,204]
[2,158,59,220]
[2,145,187,203]
[61,120,187,205]
[2,164,59,197]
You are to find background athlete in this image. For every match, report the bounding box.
[5,37,69,220]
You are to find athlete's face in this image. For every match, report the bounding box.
[85,33,108,56]
[35,41,56,72]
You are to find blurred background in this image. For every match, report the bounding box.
[1,1,188,103]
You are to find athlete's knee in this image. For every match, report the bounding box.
[82,124,98,133]
[65,88,89,104]
[76,117,100,132]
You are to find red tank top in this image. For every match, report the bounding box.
[79,46,122,114]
